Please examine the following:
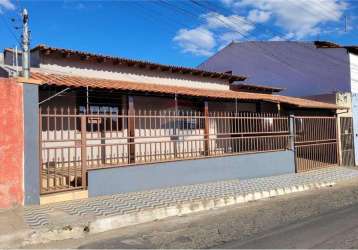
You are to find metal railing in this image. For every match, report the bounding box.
[294,116,338,172]
[39,107,290,194]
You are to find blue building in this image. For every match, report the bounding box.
[199,41,358,166]
[199,41,357,99]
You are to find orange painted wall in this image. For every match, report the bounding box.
[0,78,24,208]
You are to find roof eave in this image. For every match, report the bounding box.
[31,45,246,82]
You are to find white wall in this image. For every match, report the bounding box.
[35,54,231,91]
[350,53,358,92]
[349,53,358,165]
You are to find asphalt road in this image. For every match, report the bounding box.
[219,203,358,249]
[78,202,358,249]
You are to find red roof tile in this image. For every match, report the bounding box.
[28,72,337,110]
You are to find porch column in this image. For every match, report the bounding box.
[23,82,40,205]
[127,96,135,164]
[204,101,210,156]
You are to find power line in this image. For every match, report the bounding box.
[128,0,205,35]
[126,1,178,34]
[186,0,301,70]
[157,0,203,19]
[190,0,358,71]
[0,13,21,45]
[193,0,287,39]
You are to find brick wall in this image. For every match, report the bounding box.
[0,78,24,208]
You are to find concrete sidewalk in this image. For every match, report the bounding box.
[1,167,358,248]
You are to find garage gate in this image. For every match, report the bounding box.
[294,116,338,172]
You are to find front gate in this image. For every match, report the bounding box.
[294,116,338,172]
[39,109,85,194]
[340,117,355,166]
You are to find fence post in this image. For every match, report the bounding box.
[80,115,87,188]
[204,101,210,156]
[289,114,298,173]
[173,94,178,158]
[336,115,342,166]
[289,115,295,151]
[100,124,106,165]
[128,96,135,164]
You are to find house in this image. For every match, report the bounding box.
[199,41,357,166]
[0,45,339,208]
[198,41,357,99]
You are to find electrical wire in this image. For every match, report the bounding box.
[189,0,358,71]
[0,14,21,45]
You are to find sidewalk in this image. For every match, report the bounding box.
[1,166,358,248]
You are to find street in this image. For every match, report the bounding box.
[219,203,358,249]
[27,179,358,249]
[78,203,358,249]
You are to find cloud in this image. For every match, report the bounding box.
[227,0,348,38]
[220,0,235,7]
[62,1,86,10]
[269,33,295,41]
[218,31,245,50]
[247,10,271,23]
[202,12,254,34]
[173,12,254,56]
[173,27,216,56]
[62,0,104,10]
[173,0,349,56]
[0,0,15,11]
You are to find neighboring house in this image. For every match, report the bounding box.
[199,41,358,166]
[0,45,338,208]
[198,41,357,99]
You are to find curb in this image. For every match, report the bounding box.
[89,181,335,234]
[0,181,335,248]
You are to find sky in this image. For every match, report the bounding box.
[0,0,357,67]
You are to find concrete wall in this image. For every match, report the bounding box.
[0,78,24,208]
[88,150,295,197]
[24,84,40,205]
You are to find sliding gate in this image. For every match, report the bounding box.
[340,117,355,166]
[294,116,338,172]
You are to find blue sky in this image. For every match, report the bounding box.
[0,0,357,67]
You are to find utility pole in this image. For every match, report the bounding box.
[22,8,30,79]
